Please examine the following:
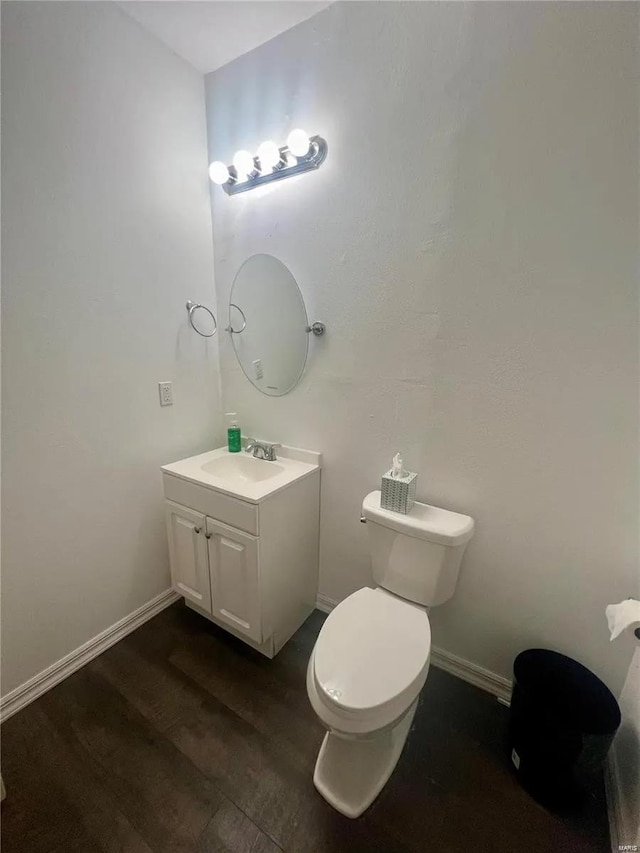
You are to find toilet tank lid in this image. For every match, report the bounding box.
[362,491,474,546]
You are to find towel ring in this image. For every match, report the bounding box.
[225,303,247,334]
[186,300,217,337]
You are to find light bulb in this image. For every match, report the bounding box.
[287,128,310,158]
[257,140,282,172]
[208,161,230,185]
[233,150,255,178]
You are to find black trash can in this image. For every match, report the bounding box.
[508,649,621,805]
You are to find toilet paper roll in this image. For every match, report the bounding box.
[606,599,640,642]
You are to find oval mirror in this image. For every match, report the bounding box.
[227,254,309,396]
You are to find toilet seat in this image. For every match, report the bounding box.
[310,588,431,734]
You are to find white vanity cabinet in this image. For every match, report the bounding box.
[161,446,321,657]
[205,518,260,642]
[165,501,211,612]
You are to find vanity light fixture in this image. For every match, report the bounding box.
[209,129,327,196]
[208,161,230,185]
[256,140,282,172]
[287,128,311,157]
[232,149,256,179]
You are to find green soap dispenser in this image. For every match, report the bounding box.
[226,413,241,453]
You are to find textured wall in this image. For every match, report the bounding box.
[1,1,222,695]
[205,1,638,693]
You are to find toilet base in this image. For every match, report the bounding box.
[313,698,418,818]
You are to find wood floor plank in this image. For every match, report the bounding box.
[368,673,609,853]
[168,637,323,767]
[99,606,325,777]
[1,704,105,853]
[1,603,609,853]
[39,665,225,853]
[198,799,283,853]
[1,700,153,853]
[90,628,408,853]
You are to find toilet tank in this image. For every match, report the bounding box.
[362,491,474,607]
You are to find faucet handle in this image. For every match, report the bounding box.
[244,437,256,453]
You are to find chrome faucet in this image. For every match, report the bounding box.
[244,439,282,461]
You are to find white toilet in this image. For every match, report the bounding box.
[307,489,474,818]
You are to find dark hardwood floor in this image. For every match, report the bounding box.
[1,603,609,852]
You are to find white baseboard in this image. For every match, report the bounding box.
[315,593,337,615]
[0,589,180,722]
[315,594,512,705]
[430,646,512,705]
[0,588,512,723]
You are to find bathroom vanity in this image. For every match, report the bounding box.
[161,445,321,657]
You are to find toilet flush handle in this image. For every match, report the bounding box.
[360,516,367,523]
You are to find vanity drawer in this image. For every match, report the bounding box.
[162,473,258,535]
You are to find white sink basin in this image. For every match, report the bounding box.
[201,454,285,483]
[162,445,321,503]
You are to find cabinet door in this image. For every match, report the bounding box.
[206,518,261,642]
[165,501,212,613]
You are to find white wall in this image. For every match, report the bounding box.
[1,1,222,696]
[205,2,639,695]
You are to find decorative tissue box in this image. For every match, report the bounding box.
[381,469,417,514]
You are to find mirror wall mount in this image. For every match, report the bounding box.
[227,317,326,337]
[209,133,327,196]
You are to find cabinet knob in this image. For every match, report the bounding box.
[194,527,201,534]
[205,533,212,539]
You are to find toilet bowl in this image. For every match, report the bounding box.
[307,587,430,817]
[307,490,474,818]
